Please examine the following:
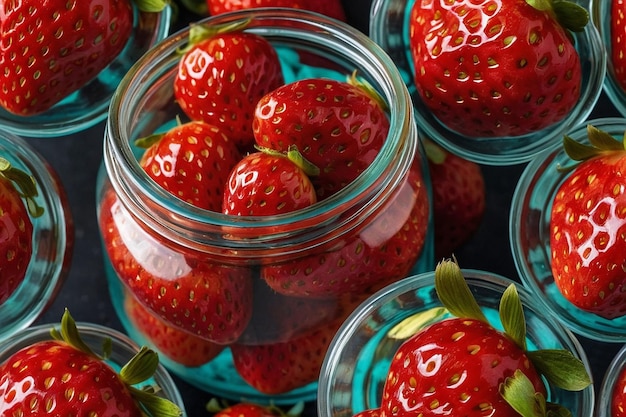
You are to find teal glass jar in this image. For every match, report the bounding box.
[0,130,73,342]
[97,8,434,404]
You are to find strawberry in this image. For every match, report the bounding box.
[206,0,346,22]
[358,260,591,417]
[0,157,43,304]
[174,22,285,151]
[0,309,182,417]
[206,399,303,417]
[136,120,241,211]
[613,366,626,417]
[550,124,626,319]
[222,149,318,216]
[424,139,485,259]
[408,0,589,137]
[99,187,254,343]
[612,0,626,92]
[0,0,166,116]
[124,295,225,367]
[261,162,429,298]
[253,73,390,200]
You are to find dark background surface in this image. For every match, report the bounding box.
[25,0,623,415]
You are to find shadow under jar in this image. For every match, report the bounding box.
[96,8,434,404]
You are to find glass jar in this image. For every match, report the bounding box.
[318,269,595,417]
[0,5,172,138]
[369,0,606,165]
[0,130,73,342]
[0,320,187,416]
[97,8,434,404]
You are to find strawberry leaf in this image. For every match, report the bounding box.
[500,369,547,417]
[120,346,160,385]
[434,259,487,323]
[134,0,170,12]
[552,0,589,33]
[130,386,184,417]
[387,307,448,340]
[0,156,44,218]
[423,139,448,165]
[499,284,527,351]
[586,124,625,151]
[526,349,591,391]
[287,145,320,177]
[546,403,573,417]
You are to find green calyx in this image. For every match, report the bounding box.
[134,0,170,13]
[423,139,448,165]
[177,18,252,54]
[256,145,321,177]
[526,0,589,32]
[50,310,183,417]
[434,259,591,417]
[558,124,625,171]
[0,157,44,218]
[347,70,389,113]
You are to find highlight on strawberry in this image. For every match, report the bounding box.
[353,259,591,417]
[0,0,170,116]
[408,0,590,138]
[550,124,626,319]
[0,309,183,417]
[0,157,44,304]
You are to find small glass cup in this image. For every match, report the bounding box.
[318,269,595,417]
[0,6,172,138]
[98,8,434,404]
[591,0,626,118]
[0,130,74,343]
[369,0,606,165]
[510,117,626,342]
[0,321,187,416]
[597,343,626,417]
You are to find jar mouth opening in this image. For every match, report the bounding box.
[106,8,415,234]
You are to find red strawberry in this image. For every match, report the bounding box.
[0,310,182,417]
[99,188,254,343]
[0,157,43,304]
[124,294,225,367]
[613,366,626,417]
[408,0,588,137]
[253,74,390,200]
[137,120,241,211]
[550,125,626,319]
[612,0,626,91]
[230,313,345,394]
[222,150,317,216]
[424,140,485,259]
[174,22,285,151]
[261,162,429,298]
[0,0,158,116]
[206,0,346,22]
[360,260,590,417]
[207,399,303,417]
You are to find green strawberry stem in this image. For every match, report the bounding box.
[434,259,591,416]
[178,19,252,54]
[558,124,625,172]
[347,71,389,113]
[134,0,170,13]
[256,145,321,177]
[526,0,589,32]
[0,156,44,218]
[50,309,183,417]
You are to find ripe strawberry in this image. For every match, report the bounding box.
[206,399,303,417]
[0,0,166,116]
[99,187,254,343]
[0,310,182,417]
[0,157,43,304]
[174,22,285,151]
[357,260,591,417]
[230,313,345,394]
[424,139,485,259]
[124,295,225,367]
[253,74,390,200]
[206,0,346,22]
[137,120,241,211]
[261,162,429,298]
[612,0,626,91]
[550,124,626,319]
[222,150,317,216]
[613,366,626,417]
[408,0,589,137]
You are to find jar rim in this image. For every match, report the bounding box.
[105,8,417,249]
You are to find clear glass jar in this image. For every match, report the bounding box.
[97,9,434,404]
[0,130,73,342]
[318,269,595,417]
[597,343,626,417]
[0,321,187,416]
[0,5,172,138]
[369,0,606,165]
